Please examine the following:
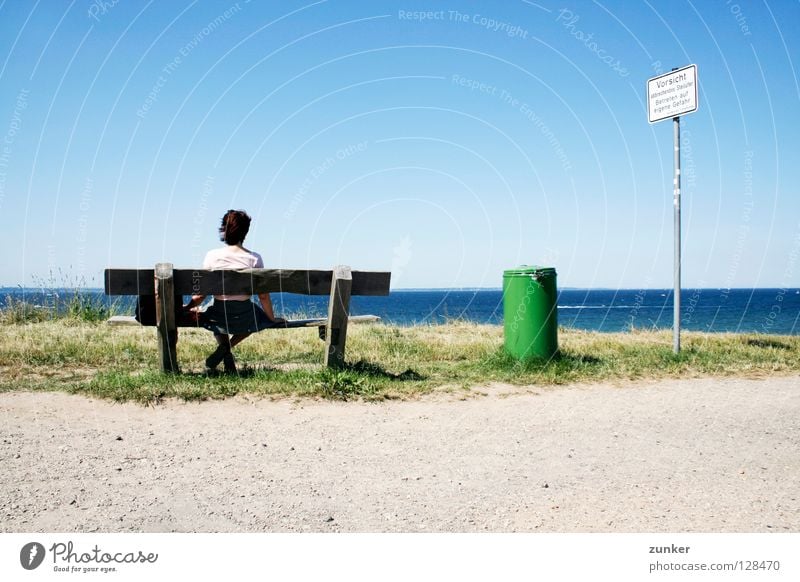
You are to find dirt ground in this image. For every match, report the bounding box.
[1,375,798,532]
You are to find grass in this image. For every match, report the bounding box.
[1,270,123,325]
[1,317,799,404]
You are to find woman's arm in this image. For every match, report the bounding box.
[182,295,206,323]
[184,295,205,309]
[258,292,284,323]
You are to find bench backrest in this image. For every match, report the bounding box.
[105,264,389,371]
[104,268,391,296]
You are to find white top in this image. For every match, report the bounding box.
[203,245,264,301]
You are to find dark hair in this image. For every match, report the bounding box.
[218,209,251,245]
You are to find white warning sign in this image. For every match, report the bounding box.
[647,64,698,123]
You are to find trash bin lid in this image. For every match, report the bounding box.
[503,265,557,277]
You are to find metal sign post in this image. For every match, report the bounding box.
[673,113,681,354]
[647,64,698,354]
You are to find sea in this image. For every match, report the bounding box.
[2,287,799,335]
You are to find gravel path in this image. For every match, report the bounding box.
[1,376,798,532]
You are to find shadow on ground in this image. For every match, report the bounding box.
[745,338,792,350]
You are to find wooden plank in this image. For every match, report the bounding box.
[294,314,380,327]
[107,315,140,326]
[105,269,155,295]
[345,314,381,324]
[352,271,391,296]
[174,269,333,296]
[106,268,391,296]
[154,263,179,373]
[106,314,380,328]
[324,265,352,368]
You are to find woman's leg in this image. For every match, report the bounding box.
[206,333,250,374]
[205,333,232,371]
[221,334,250,373]
[229,333,250,347]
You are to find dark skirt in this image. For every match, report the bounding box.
[198,299,277,335]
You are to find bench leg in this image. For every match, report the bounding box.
[155,262,179,373]
[324,265,352,368]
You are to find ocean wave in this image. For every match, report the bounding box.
[558,305,633,309]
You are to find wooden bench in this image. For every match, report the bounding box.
[104,263,391,372]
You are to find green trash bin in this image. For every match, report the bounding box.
[503,266,558,360]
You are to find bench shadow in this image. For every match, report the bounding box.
[745,338,792,350]
[342,360,426,381]
[180,364,281,379]
[500,351,605,375]
[180,361,425,381]
[230,365,280,378]
[552,352,603,365]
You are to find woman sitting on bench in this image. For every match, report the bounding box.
[183,209,285,374]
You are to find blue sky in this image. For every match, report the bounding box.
[1,0,798,289]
